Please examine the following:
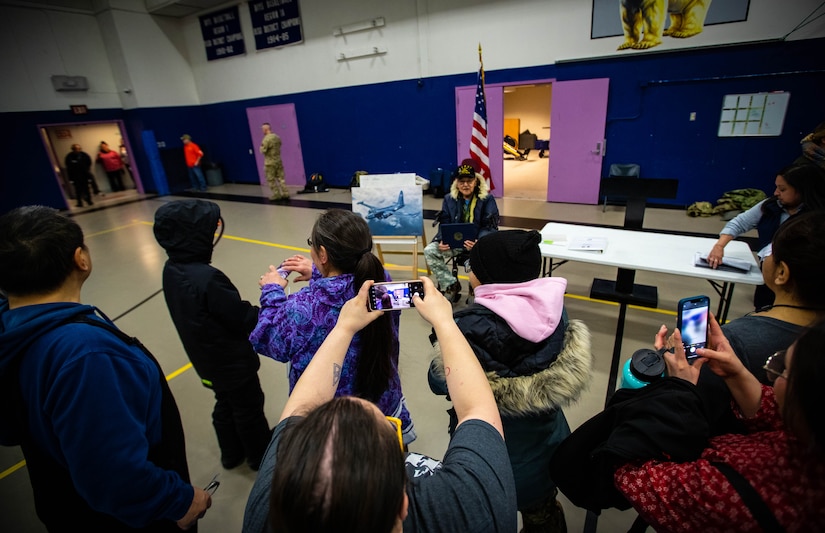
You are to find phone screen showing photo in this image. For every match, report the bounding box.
[368,281,423,311]
[678,296,710,358]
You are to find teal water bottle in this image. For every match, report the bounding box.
[621,348,666,389]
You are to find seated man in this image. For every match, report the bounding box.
[424,162,499,302]
[428,229,593,531]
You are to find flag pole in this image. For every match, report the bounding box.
[478,43,484,84]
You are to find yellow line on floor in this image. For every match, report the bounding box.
[0,460,26,480]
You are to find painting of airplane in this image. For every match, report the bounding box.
[358,191,405,220]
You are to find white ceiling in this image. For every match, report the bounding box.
[1,0,229,18]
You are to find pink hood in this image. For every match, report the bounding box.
[472,277,567,343]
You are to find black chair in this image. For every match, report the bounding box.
[602,163,641,212]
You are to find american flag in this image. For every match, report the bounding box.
[469,53,493,190]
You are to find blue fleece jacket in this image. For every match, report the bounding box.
[0,298,193,528]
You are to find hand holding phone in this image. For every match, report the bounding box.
[368,280,424,311]
[676,295,710,359]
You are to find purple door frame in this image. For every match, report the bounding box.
[246,104,306,187]
[456,77,609,204]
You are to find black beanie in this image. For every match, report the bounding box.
[469,229,542,284]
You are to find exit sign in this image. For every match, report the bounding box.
[70,105,88,115]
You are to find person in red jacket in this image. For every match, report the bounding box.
[96,141,125,192]
[181,134,208,192]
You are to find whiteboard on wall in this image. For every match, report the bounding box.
[718,92,790,137]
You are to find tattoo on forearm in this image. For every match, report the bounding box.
[333,363,342,386]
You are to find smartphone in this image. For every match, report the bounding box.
[676,295,710,359]
[368,281,424,311]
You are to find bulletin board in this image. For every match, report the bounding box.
[718,92,790,137]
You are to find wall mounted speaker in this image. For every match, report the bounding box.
[51,75,89,92]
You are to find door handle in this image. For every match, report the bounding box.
[592,140,606,156]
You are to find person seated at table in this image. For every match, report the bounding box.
[613,316,825,531]
[424,161,499,303]
[705,164,825,309]
[700,211,825,434]
[241,278,517,533]
[427,229,593,532]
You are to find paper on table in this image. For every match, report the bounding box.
[543,234,567,245]
[568,236,607,252]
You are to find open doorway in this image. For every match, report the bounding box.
[39,121,142,211]
[502,83,551,200]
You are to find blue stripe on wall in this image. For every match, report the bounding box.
[2,37,823,215]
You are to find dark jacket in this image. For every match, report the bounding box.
[428,295,592,510]
[549,377,711,512]
[432,176,499,243]
[64,150,92,182]
[0,300,192,531]
[153,200,261,391]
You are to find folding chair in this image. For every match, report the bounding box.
[602,163,641,212]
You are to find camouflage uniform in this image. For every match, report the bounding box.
[260,132,289,200]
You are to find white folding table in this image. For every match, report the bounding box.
[540,222,763,403]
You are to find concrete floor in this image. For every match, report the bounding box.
[0,182,759,532]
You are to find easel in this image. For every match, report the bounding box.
[373,223,427,279]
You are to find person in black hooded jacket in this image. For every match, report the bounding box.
[153,199,271,471]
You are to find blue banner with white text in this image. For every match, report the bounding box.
[248,0,303,51]
[200,5,246,61]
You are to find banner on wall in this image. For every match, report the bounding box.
[200,5,246,61]
[591,0,749,51]
[248,0,303,51]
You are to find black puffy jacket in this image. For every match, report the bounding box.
[153,199,261,391]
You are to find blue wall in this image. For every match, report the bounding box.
[2,37,822,215]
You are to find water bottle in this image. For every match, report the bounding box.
[621,348,666,389]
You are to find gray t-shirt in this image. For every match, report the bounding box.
[243,417,517,533]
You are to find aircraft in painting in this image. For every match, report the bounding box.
[359,191,405,220]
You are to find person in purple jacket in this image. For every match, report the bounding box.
[250,209,415,445]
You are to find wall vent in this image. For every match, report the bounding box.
[51,75,88,92]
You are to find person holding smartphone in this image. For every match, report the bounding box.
[251,209,415,445]
[698,211,825,435]
[614,316,825,531]
[243,279,517,533]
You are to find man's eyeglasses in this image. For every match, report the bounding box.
[386,416,404,451]
[457,178,476,184]
[763,349,788,383]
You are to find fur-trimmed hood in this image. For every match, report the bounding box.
[430,319,593,416]
[448,171,491,200]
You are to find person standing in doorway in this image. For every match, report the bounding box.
[96,141,125,192]
[181,134,208,192]
[120,142,134,187]
[260,123,289,202]
[65,144,94,207]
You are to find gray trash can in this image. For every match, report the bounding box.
[205,164,224,186]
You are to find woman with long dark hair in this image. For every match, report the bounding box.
[250,209,414,444]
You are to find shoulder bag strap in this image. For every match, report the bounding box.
[710,461,784,533]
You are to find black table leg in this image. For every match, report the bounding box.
[606,301,628,405]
